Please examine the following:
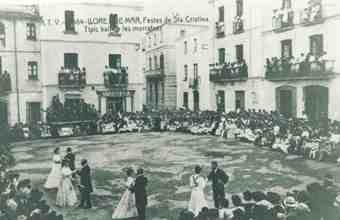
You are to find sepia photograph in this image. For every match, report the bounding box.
[0,0,339,219]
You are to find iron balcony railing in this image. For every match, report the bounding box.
[209,63,248,82]
[58,67,86,89]
[103,67,128,89]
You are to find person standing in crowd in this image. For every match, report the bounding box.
[77,159,93,209]
[64,147,76,178]
[208,161,229,209]
[44,147,62,189]
[134,168,148,220]
[56,160,78,207]
[188,165,208,217]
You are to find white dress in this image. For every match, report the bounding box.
[112,177,138,219]
[44,154,62,189]
[188,174,208,217]
[56,167,78,207]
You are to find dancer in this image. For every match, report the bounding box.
[208,161,229,209]
[44,147,62,189]
[135,168,148,220]
[188,165,208,217]
[56,160,78,207]
[77,159,93,209]
[64,147,76,178]
[112,168,138,219]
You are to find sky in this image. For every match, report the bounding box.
[0,0,211,17]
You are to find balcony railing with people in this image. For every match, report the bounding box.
[210,60,248,83]
[300,1,323,26]
[216,21,225,38]
[272,9,294,32]
[233,16,244,34]
[58,67,86,89]
[265,52,335,81]
[189,77,199,90]
[0,70,12,94]
[144,67,165,79]
[103,66,128,89]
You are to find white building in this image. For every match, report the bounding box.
[175,28,211,111]
[0,5,42,125]
[142,23,208,110]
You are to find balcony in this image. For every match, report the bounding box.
[216,22,225,38]
[209,62,248,83]
[103,66,128,89]
[300,2,324,26]
[144,67,165,79]
[265,59,335,81]
[233,16,244,34]
[189,77,199,90]
[0,71,11,94]
[58,67,86,89]
[272,9,294,32]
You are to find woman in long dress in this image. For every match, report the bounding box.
[188,165,208,217]
[112,168,138,219]
[56,160,78,207]
[44,147,62,189]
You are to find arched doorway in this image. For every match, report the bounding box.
[275,86,297,118]
[304,85,328,121]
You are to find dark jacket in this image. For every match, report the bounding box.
[134,175,148,207]
[64,153,75,171]
[78,165,93,193]
[208,168,229,192]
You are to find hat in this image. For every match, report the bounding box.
[284,196,297,207]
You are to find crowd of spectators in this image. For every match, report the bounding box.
[210,60,248,80]
[301,0,322,24]
[265,51,333,78]
[58,66,86,88]
[46,96,98,123]
[0,71,11,93]
[179,174,340,220]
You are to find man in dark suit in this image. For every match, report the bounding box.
[77,159,93,209]
[208,161,229,209]
[134,168,148,220]
[64,147,75,177]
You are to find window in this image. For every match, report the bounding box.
[281,39,292,59]
[26,23,36,40]
[217,90,225,112]
[109,54,121,69]
[109,14,119,31]
[64,53,78,69]
[235,90,245,110]
[218,6,224,22]
[193,38,198,53]
[236,0,243,17]
[28,61,38,80]
[184,41,188,54]
[184,65,188,81]
[236,44,244,61]
[160,54,164,70]
[154,56,158,69]
[149,57,152,70]
[0,22,5,47]
[64,10,75,32]
[26,102,41,123]
[281,0,292,9]
[310,34,323,57]
[218,48,225,64]
[193,63,198,79]
[183,92,189,109]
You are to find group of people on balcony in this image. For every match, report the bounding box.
[58,66,86,87]
[0,71,11,93]
[272,7,294,29]
[46,96,98,123]
[233,16,244,34]
[265,51,333,77]
[301,0,322,24]
[103,65,128,88]
[211,59,248,80]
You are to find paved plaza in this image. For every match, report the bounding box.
[10,133,340,220]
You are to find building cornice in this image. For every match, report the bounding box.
[39,39,140,46]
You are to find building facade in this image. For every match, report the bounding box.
[0,5,42,126]
[175,28,211,111]
[142,24,208,110]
